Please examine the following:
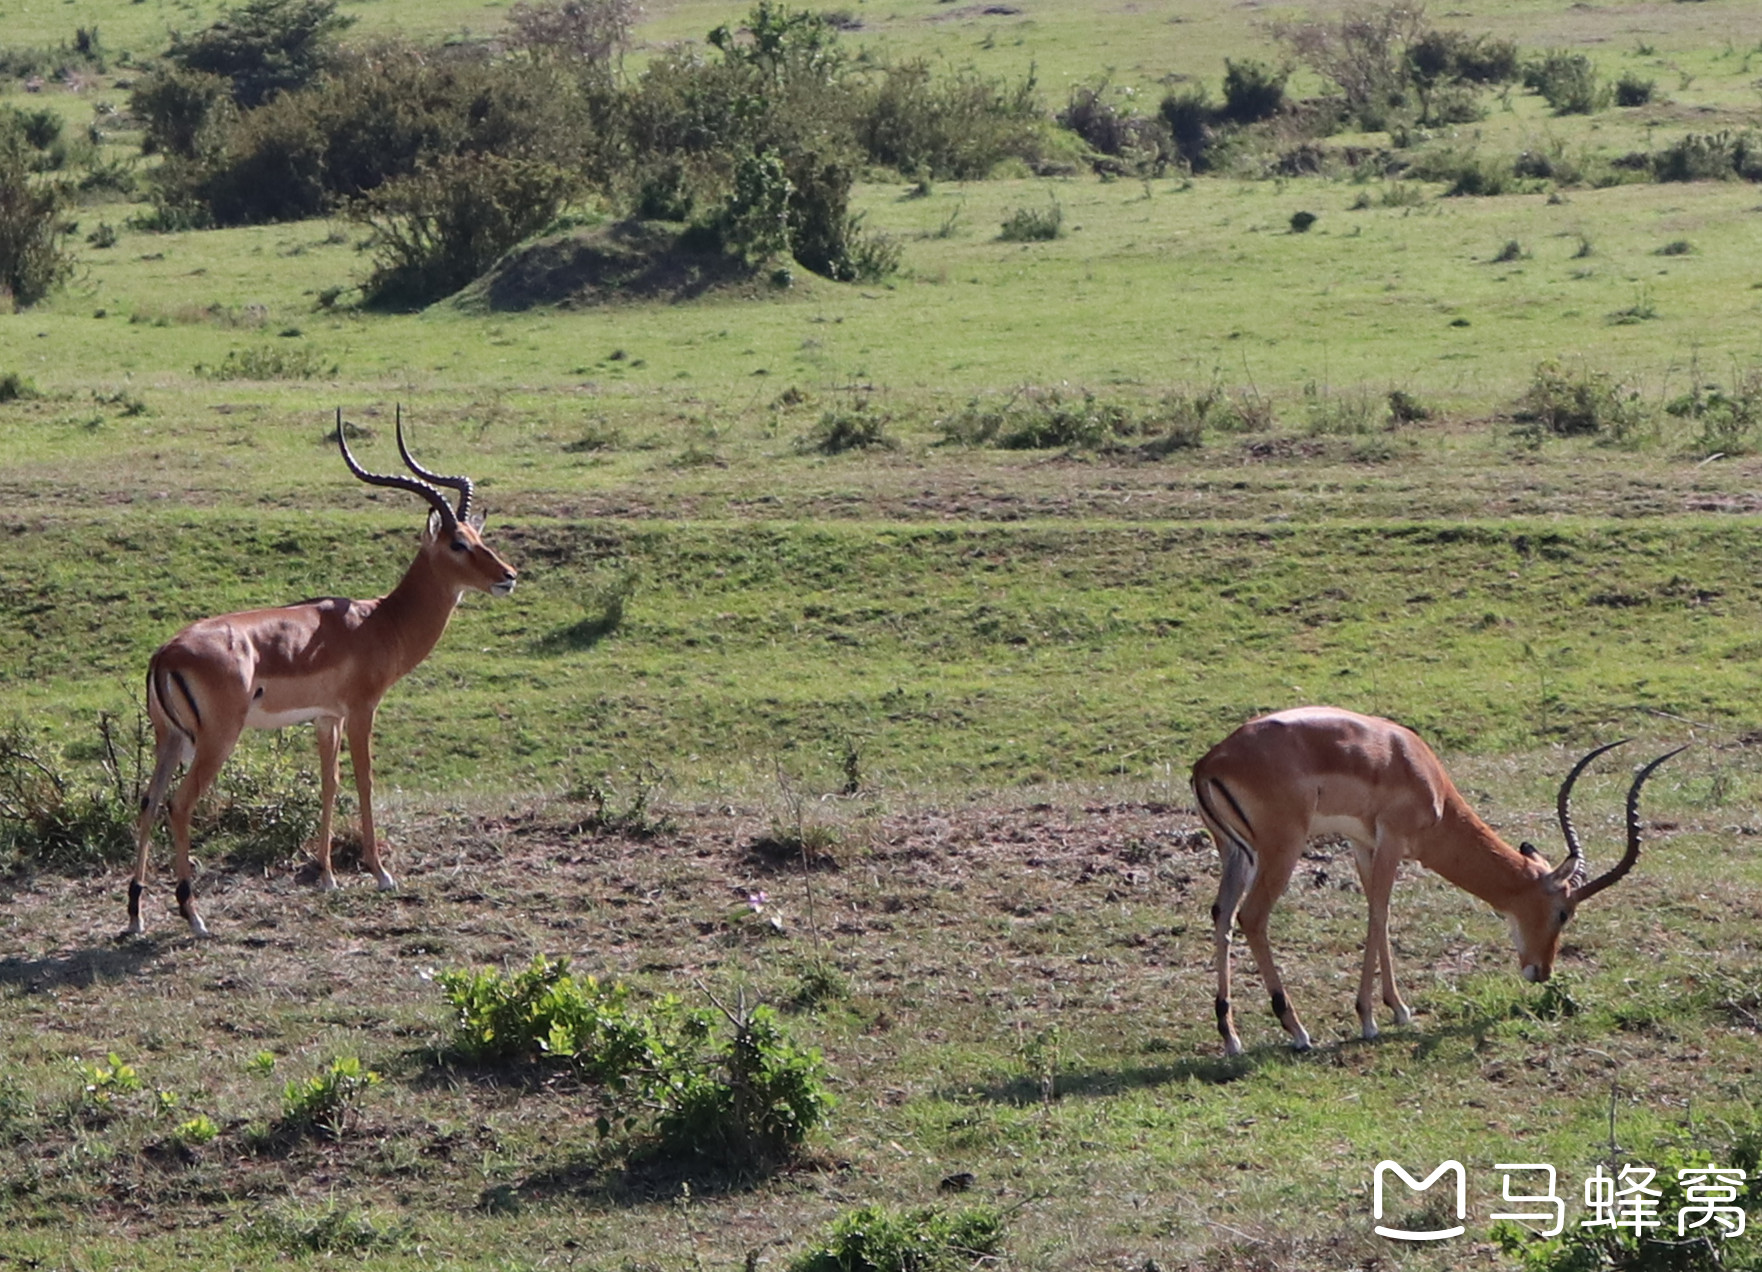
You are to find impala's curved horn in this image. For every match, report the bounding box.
[1568,746,1687,906]
[1549,739,1629,887]
[394,404,475,526]
[336,407,458,533]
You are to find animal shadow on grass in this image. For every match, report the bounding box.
[945,1050,1264,1105]
[487,1144,804,1213]
[0,942,160,992]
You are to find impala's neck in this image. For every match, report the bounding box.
[1415,792,1550,908]
[369,549,464,680]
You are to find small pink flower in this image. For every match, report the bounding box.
[747,891,769,912]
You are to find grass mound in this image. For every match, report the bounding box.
[457,219,768,312]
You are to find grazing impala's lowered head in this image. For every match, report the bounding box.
[337,406,517,599]
[1193,705,1685,1057]
[1508,740,1687,984]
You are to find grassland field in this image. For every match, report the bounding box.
[4,0,1762,1269]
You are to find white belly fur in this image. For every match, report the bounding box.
[245,703,332,730]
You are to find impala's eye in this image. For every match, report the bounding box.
[1558,909,1571,926]
[451,539,468,552]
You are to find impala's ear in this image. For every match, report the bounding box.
[425,509,443,540]
[1519,841,1539,858]
[467,509,485,531]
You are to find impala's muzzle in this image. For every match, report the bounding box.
[491,575,517,597]
[1522,963,1548,984]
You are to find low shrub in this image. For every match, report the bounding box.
[1651,131,1762,183]
[1220,58,1288,123]
[1614,72,1655,107]
[1524,50,1606,115]
[437,956,833,1168]
[860,60,1046,179]
[198,343,338,379]
[278,1056,380,1140]
[1058,82,1170,175]
[801,404,896,454]
[787,1204,1006,1272]
[0,712,321,873]
[1512,360,1646,442]
[350,154,578,308]
[1666,368,1762,455]
[998,199,1062,242]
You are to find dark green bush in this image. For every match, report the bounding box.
[858,60,1045,179]
[1651,131,1762,183]
[1615,72,1655,107]
[1058,82,1170,174]
[1667,368,1762,455]
[151,43,600,227]
[1524,50,1606,115]
[998,199,1061,242]
[1513,360,1645,440]
[1158,87,1215,170]
[131,68,236,159]
[351,153,578,308]
[1220,58,1288,123]
[166,0,354,108]
[0,122,73,307]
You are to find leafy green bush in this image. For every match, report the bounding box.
[1651,131,1762,183]
[1158,87,1215,170]
[0,371,37,402]
[1524,50,1607,115]
[998,199,1062,242]
[1220,58,1288,123]
[131,67,237,158]
[278,1056,380,1139]
[859,61,1045,180]
[151,44,598,228]
[1058,82,1170,175]
[437,956,656,1081]
[438,956,833,1167]
[1667,368,1762,455]
[1513,360,1646,441]
[0,120,72,308]
[787,1204,1006,1272]
[716,148,794,263]
[351,154,577,308]
[801,404,896,454]
[166,0,354,108]
[0,713,321,873]
[1615,72,1656,107]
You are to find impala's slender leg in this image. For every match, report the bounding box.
[313,716,343,891]
[1210,834,1257,1057]
[163,722,245,938]
[346,706,396,890]
[1235,842,1311,1051]
[126,728,193,937]
[1351,835,1411,1039]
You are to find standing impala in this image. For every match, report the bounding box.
[1192,706,1681,1056]
[128,408,517,937]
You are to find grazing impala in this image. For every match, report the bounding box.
[1192,706,1682,1056]
[128,408,517,937]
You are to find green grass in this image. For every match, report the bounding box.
[6,2,1762,1268]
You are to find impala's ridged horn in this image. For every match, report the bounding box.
[1567,745,1688,906]
[335,407,459,534]
[394,404,475,526]
[1549,739,1630,887]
